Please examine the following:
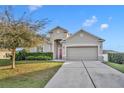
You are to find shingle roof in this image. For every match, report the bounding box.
[66,29,105,42]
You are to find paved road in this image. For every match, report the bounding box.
[45,61,124,88]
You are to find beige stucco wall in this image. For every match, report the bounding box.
[29,47,37,52]
[43,43,52,52]
[66,31,101,45]
[49,29,69,42]
[29,43,52,53]
[0,50,11,59]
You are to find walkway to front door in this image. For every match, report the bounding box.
[45,61,124,88]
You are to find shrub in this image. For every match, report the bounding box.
[25,56,35,60]
[16,49,27,61]
[108,53,124,64]
[25,55,52,60]
[17,52,53,60]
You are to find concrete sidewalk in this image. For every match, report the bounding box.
[45,61,124,88]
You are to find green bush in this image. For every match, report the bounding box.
[108,53,124,64]
[0,59,11,66]
[16,49,27,61]
[26,52,53,57]
[25,55,52,60]
[25,56,35,60]
[16,52,53,60]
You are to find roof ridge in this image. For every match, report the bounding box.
[66,29,105,42]
[79,29,105,41]
[48,26,68,33]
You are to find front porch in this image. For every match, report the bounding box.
[53,39,63,60]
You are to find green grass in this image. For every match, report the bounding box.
[0,60,63,88]
[105,62,124,73]
[0,59,62,66]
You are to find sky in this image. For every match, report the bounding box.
[0,5,124,52]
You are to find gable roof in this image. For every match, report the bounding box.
[66,29,105,42]
[48,26,68,33]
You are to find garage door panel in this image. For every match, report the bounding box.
[66,46,98,61]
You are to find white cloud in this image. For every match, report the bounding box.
[28,5,42,12]
[100,23,109,30]
[83,16,97,27]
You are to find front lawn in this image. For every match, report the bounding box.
[0,60,63,88]
[0,59,60,66]
[105,62,124,73]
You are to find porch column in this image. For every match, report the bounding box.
[52,40,55,59]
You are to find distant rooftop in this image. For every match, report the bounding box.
[103,50,119,54]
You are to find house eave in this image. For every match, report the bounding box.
[66,29,105,42]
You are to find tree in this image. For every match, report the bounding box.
[0,7,47,68]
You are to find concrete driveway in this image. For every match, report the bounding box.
[45,61,124,88]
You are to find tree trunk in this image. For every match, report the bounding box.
[12,48,16,69]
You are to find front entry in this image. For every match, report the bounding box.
[54,39,62,59]
[58,47,62,59]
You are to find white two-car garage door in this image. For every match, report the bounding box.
[66,46,98,61]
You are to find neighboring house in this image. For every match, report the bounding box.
[103,50,119,54]
[29,26,105,61]
[0,49,11,59]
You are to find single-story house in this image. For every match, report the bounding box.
[0,49,11,59]
[29,26,105,61]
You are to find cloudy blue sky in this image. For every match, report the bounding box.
[0,5,124,52]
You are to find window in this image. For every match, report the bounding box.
[80,33,84,37]
[37,46,43,52]
[57,30,60,33]
[100,44,102,48]
[6,53,11,58]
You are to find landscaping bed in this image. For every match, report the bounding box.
[16,50,53,61]
[0,60,63,88]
